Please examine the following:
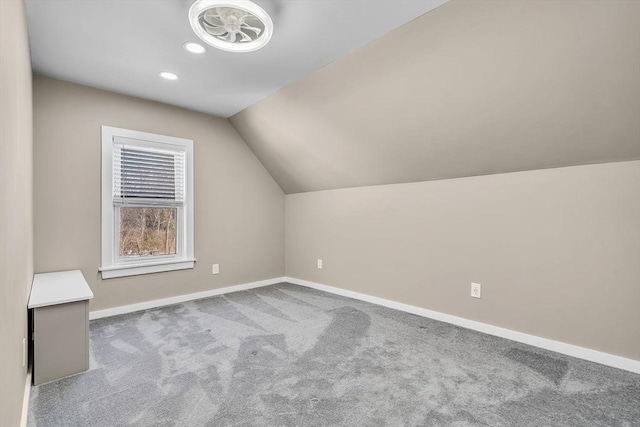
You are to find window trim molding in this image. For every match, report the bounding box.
[101,126,195,279]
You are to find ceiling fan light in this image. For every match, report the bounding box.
[188,0,273,53]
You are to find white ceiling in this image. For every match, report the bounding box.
[25,0,447,118]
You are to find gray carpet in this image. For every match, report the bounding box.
[28,283,640,426]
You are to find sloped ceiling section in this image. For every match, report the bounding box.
[230,0,640,194]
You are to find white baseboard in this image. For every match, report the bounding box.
[285,277,640,374]
[20,368,31,427]
[89,277,286,320]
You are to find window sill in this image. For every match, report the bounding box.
[100,258,196,279]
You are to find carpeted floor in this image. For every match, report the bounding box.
[28,283,640,426]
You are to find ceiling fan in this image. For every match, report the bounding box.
[189,0,273,53]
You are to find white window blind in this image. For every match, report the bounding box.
[112,139,186,206]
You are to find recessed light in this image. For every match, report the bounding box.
[159,72,179,80]
[183,42,206,54]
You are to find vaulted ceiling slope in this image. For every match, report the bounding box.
[230,0,640,194]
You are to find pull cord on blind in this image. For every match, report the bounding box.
[113,142,186,206]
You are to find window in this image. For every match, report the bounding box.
[101,126,194,279]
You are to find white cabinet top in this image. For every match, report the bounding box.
[28,270,94,308]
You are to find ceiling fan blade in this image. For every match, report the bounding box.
[238,31,252,42]
[203,22,227,36]
[223,32,236,42]
[240,24,262,36]
[237,13,251,25]
[244,15,261,25]
[203,10,223,27]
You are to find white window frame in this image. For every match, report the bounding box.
[100,126,195,279]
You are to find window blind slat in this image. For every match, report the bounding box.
[116,157,177,167]
[118,174,177,182]
[115,162,177,171]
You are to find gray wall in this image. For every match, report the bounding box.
[0,0,33,425]
[33,76,285,311]
[286,161,640,360]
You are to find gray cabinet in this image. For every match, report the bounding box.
[28,270,94,385]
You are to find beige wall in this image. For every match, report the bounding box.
[286,161,640,360]
[0,0,33,425]
[33,76,285,311]
[231,0,640,194]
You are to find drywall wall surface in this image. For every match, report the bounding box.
[286,161,640,360]
[231,0,640,193]
[33,76,285,311]
[0,0,34,425]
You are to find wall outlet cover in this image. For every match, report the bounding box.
[471,282,481,298]
[212,264,219,274]
[317,259,323,269]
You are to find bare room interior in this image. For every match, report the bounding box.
[1,0,639,425]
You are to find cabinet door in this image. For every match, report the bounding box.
[34,300,88,385]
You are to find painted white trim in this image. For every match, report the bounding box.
[20,368,31,427]
[285,277,640,374]
[89,277,286,320]
[100,259,196,279]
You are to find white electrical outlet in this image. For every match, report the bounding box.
[212,264,219,275]
[471,283,481,298]
[317,259,323,269]
[22,338,26,367]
